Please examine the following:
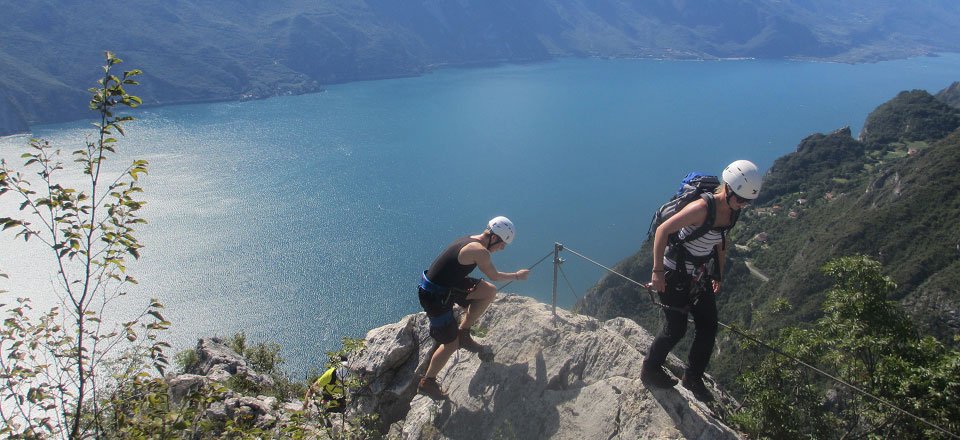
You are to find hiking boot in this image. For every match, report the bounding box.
[681,373,715,402]
[640,364,679,388]
[417,376,447,400]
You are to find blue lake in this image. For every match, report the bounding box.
[2,56,959,375]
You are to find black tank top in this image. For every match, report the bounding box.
[426,236,481,287]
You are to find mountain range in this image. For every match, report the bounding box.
[3,0,960,135]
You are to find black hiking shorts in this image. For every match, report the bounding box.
[418,277,481,344]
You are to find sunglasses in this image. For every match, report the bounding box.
[733,193,751,205]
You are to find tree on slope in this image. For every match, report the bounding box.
[732,256,960,439]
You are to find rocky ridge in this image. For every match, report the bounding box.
[167,296,742,439]
[353,295,741,439]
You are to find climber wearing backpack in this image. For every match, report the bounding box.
[415,216,531,400]
[640,160,762,402]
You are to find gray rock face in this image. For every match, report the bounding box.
[164,299,742,438]
[167,373,208,404]
[168,338,283,430]
[189,337,275,390]
[352,295,742,440]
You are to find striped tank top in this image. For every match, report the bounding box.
[664,226,723,273]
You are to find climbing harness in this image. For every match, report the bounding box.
[419,271,453,305]
[418,271,461,330]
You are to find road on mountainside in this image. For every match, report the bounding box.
[745,260,770,282]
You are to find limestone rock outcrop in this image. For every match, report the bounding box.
[167,337,299,431]
[351,295,743,439]
[163,298,743,438]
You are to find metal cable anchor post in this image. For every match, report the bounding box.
[552,242,564,316]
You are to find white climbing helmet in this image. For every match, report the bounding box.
[487,216,516,244]
[722,160,762,200]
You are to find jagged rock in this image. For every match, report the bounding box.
[167,373,208,404]
[351,316,424,424]
[353,295,742,439]
[190,338,247,375]
[165,338,300,431]
[189,338,275,389]
[258,395,278,409]
[206,401,228,422]
[207,368,232,383]
[222,395,277,428]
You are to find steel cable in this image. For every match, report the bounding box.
[496,249,556,291]
[557,264,582,303]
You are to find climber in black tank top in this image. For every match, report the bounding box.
[426,236,482,288]
[415,216,532,400]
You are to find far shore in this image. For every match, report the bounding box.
[4,49,955,137]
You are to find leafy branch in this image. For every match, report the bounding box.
[0,52,167,440]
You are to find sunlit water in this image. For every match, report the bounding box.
[3,55,959,375]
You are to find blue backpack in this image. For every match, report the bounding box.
[648,172,738,248]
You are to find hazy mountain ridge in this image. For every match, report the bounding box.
[577,83,960,394]
[3,0,960,135]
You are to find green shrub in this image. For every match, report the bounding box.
[732,256,960,439]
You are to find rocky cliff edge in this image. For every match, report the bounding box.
[352,295,742,439]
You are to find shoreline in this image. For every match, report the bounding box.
[6,50,956,136]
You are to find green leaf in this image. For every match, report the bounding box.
[1,219,21,230]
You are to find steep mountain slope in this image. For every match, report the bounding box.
[936,81,960,109]
[578,84,960,392]
[3,0,960,135]
[859,89,960,146]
